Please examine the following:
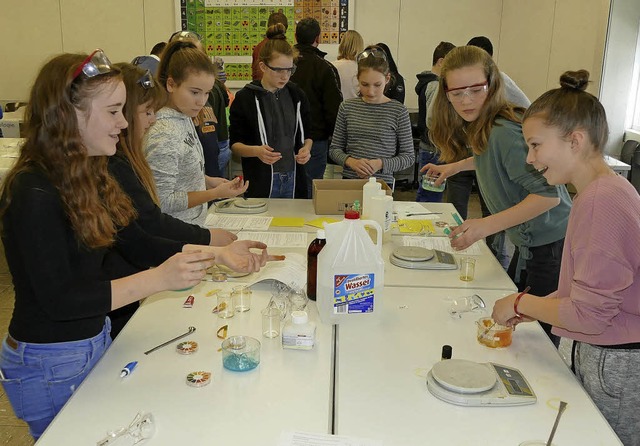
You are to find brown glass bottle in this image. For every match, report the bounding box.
[306,229,326,301]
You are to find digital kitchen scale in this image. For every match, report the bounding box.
[426,359,536,407]
[213,198,268,214]
[389,246,458,270]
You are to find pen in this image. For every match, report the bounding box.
[120,361,138,378]
[452,213,463,226]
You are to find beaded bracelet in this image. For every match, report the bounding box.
[513,286,531,318]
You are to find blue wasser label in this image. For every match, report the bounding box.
[333,273,375,314]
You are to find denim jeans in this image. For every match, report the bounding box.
[416,148,443,202]
[218,139,231,177]
[270,171,295,198]
[305,140,329,197]
[508,239,564,347]
[0,319,112,439]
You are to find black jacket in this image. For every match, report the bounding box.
[415,71,438,145]
[229,81,311,198]
[290,44,342,140]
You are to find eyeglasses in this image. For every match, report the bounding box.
[97,412,156,445]
[264,63,297,75]
[169,30,202,42]
[445,82,489,102]
[72,49,113,80]
[137,70,155,89]
[356,47,387,63]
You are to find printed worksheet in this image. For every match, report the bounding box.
[237,231,308,248]
[278,431,383,446]
[205,214,272,231]
[402,235,482,256]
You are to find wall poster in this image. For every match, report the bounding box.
[177,0,350,84]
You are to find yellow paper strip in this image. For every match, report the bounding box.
[397,219,435,234]
[306,217,339,229]
[270,217,305,227]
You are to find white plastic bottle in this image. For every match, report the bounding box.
[316,210,385,325]
[369,191,393,243]
[361,177,381,219]
[282,311,316,350]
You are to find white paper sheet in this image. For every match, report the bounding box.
[237,231,308,248]
[402,235,482,256]
[248,252,306,289]
[392,202,441,220]
[278,431,383,446]
[205,214,272,230]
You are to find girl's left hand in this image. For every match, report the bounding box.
[448,218,491,250]
[295,147,311,165]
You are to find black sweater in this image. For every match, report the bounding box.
[229,81,311,198]
[3,169,130,342]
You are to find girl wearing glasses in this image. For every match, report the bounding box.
[492,70,640,446]
[144,40,248,224]
[229,23,312,199]
[424,46,572,345]
[329,46,414,187]
[0,52,220,439]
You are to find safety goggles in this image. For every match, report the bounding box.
[265,63,297,75]
[72,49,113,80]
[445,82,489,103]
[97,412,155,446]
[356,47,387,63]
[137,70,155,89]
[169,30,202,42]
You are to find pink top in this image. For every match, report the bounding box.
[553,174,640,344]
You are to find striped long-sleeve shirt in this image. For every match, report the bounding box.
[329,97,414,186]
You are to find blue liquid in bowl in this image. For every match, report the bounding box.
[223,353,259,371]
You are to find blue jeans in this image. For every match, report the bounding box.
[270,171,295,198]
[305,140,328,197]
[218,139,231,177]
[0,319,112,439]
[416,148,443,202]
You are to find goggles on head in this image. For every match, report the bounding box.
[356,47,387,63]
[169,30,202,42]
[72,49,113,80]
[137,70,155,89]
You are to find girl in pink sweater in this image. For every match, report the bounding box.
[492,70,640,446]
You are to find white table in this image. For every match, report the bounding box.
[36,281,334,445]
[605,155,631,178]
[335,287,622,446]
[221,200,516,292]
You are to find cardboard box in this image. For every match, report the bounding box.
[312,179,392,215]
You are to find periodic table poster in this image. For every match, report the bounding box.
[176,0,350,83]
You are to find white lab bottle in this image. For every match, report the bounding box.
[369,191,393,243]
[317,211,385,325]
[282,311,316,350]
[361,177,381,219]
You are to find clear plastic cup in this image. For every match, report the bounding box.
[232,286,251,312]
[262,307,281,338]
[216,292,234,319]
[459,257,476,281]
